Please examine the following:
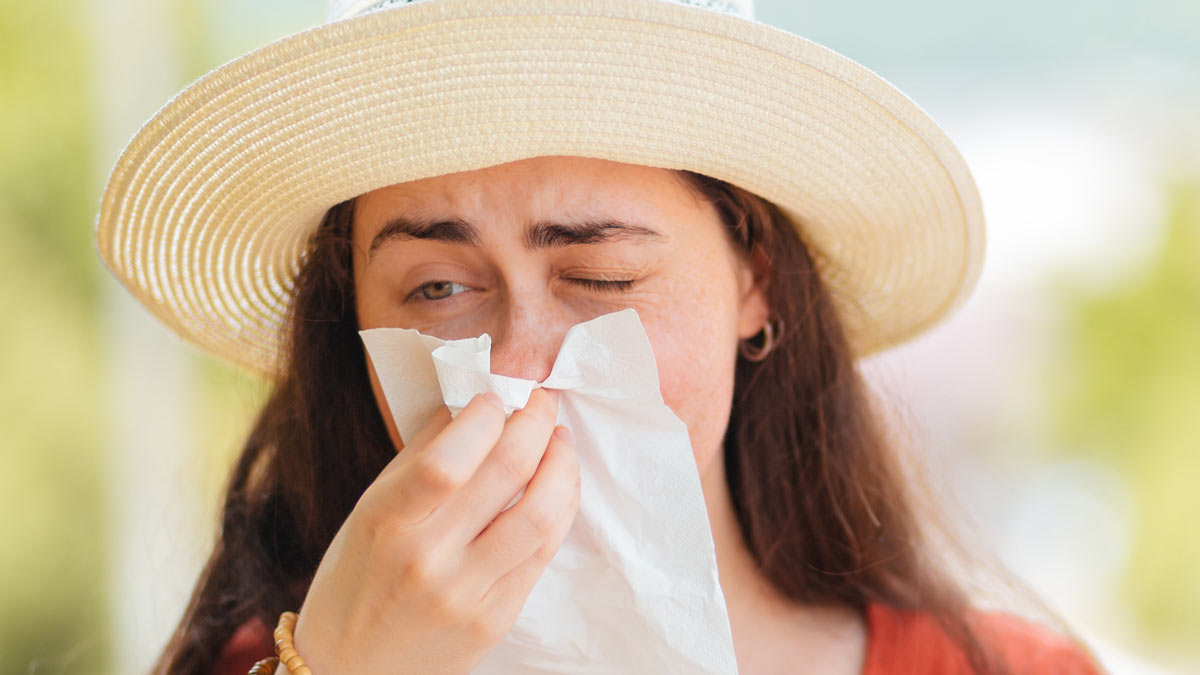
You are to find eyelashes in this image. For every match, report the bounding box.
[562,277,635,293]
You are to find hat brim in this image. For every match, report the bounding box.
[95,0,984,376]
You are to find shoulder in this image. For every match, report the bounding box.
[862,602,1104,675]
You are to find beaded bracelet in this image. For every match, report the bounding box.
[270,611,312,675]
[248,657,280,675]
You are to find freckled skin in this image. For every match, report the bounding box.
[352,155,769,484]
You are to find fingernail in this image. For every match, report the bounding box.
[482,392,504,411]
[554,425,573,443]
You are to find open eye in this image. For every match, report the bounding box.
[409,280,469,302]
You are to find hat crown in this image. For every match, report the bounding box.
[329,0,754,22]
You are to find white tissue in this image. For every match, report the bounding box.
[359,308,739,674]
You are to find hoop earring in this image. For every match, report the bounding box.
[739,319,782,362]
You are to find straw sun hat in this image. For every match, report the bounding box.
[95,0,985,376]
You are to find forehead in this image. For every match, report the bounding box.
[352,156,706,238]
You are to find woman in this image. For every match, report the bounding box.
[95,1,1103,673]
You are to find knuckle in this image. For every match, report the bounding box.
[424,586,463,622]
[532,539,559,565]
[356,508,416,556]
[397,549,440,589]
[369,514,411,548]
[523,504,558,541]
[496,454,533,485]
[412,455,465,493]
[465,613,505,645]
[352,502,387,541]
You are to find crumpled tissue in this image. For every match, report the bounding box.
[359,308,739,674]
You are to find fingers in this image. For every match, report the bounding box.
[376,405,453,479]
[372,393,507,524]
[297,390,577,674]
[463,423,580,607]
[432,388,561,546]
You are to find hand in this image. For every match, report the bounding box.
[289,388,580,674]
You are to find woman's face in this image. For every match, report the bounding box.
[352,156,768,481]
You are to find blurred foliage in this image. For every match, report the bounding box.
[0,0,112,672]
[1049,177,1200,649]
[0,0,268,671]
[0,219,110,674]
[0,0,98,303]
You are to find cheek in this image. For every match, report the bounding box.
[644,280,742,477]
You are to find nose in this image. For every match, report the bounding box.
[486,302,570,383]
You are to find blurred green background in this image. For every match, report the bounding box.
[1,0,1196,673]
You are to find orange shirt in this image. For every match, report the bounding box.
[862,603,1103,674]
[216,603,1104,674]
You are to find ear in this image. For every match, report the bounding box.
[735,246,771,339]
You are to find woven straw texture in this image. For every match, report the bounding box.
[95,0,985,376]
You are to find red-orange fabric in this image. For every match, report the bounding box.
[214,616,272,675]
[862,603,1103,674]
[214,603,1104,674]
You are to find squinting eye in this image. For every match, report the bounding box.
[410,280,469,302]
[567,278,635,293]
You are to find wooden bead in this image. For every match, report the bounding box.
[271,610,309,674]
[248,657,280,675]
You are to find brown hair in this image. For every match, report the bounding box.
[155,170,1008,674]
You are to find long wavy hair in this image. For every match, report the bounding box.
[155,169,1011,674]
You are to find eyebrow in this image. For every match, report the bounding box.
[367,216,667,259]
[369,217,481,252]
